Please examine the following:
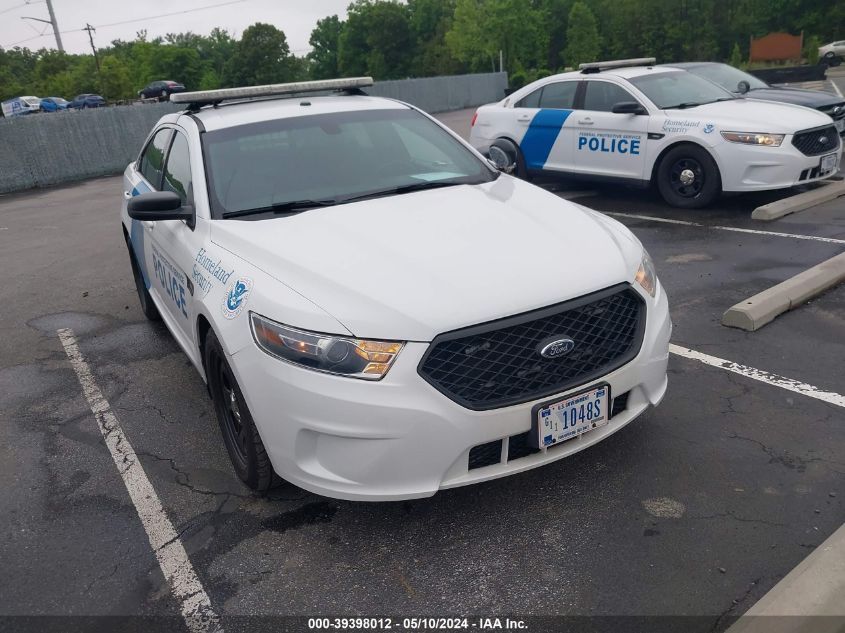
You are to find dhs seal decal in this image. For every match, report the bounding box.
[222,277,253,319]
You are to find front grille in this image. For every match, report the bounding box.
[468,441,501,470]
[792,125,840,156]
[418,284,646,411]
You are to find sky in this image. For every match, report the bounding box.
[0,0,352,55]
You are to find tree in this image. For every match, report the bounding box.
[562,2,600,69]
[729,42,743,67]
[407,0,464,76]
[224,22,295,86]
[98,55,134,101]
[339,1,413,79]
[446,0,548,74]
[308,15,343,79]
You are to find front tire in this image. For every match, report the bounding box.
[656,144,721,209]
[205,331,275,492]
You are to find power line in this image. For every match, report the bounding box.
[4,0,252,48]
[94,0,251,30]
[0,1,43,17]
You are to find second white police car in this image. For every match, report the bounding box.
[470,58,843,208]
[121,78,670,501]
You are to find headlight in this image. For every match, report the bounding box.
[720,131,784,147]
[634,250,657,297]
[250,313,404,380]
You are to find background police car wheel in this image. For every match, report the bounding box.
[490,138,530,180]
[205,331,275,492]
[656,145,721,209]
[127,245,161,321]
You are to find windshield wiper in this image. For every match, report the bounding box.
[338,180,464,204]
[222,198,337,219]
[664,102,702,109]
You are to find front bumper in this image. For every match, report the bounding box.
[231,283,671,501]
[718,136,842,191]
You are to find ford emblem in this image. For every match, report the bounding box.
[538,337,576,359]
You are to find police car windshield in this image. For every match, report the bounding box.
[203,108,496,219]
[684,64,769,93]
[629,71,736,110]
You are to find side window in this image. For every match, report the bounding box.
[583,81,638,112]
[139,129,172,189]
[162,132,193,205]
[538,82,578,109]
[516,88,542,108]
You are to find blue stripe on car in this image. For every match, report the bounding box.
[520,109,573,170]
[129,180,151,289]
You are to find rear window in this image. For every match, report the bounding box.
[202,108,495,218]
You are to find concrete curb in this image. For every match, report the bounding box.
[722,251,845,331]
[752,180,845,221]
[726,522,845,633]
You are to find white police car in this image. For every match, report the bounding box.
[470,58,842,208]
[122,78,671,500]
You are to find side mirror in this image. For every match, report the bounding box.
[127,191,194,228]
[611,101,646,115]
[737,80,750,95]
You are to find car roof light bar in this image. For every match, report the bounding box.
[172,77,374,110]
[579,58,657,73]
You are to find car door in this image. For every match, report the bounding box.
[149,128,202,347]
[126,127,193,347]
[569,79,649,181]
[516,80,579,172]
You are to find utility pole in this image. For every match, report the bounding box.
[83,23,100,72]
[45,0,63,51]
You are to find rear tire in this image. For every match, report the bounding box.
[205,331,275,492]
[656,144,721,209]
[127,243,161,321]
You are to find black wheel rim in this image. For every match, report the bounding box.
[669,157,705,198]
[213,354,249,470]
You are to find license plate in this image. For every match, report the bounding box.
[821,153,838,174]
[835,119,844,133]
[533,385,609,449]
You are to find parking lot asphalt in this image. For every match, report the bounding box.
[1,111,844,632]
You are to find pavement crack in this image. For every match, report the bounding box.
[689,512,785,527]
[136,451,253,499]
[711,577,761,632]
[726,433,838,472]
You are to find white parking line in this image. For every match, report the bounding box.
[831,80,843,98]
[57,328,223,633]
[606,212,845,245]
[670,344,845,409]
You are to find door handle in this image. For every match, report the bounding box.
[517,115,532,122]
[578,119,594,125]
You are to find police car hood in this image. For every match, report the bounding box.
[667,98,834,132]
[209,176,643,341]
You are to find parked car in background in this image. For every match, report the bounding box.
[819,41,845,64]
[471,58,842,208]
[40,97,69,112]
[67,94,106,110]
[138,80,186,101]
[1,96,42,117]
[667,62,845,136]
